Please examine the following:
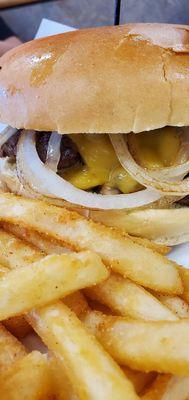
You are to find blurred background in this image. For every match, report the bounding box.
[1,0,189,42]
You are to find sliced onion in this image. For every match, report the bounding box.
[0,126,18,148]
[45,131,61,172]
[16,131,161,210]
[110,134,189,196]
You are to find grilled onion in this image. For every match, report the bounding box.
[110,134,189,196]
[16,130,161,210]
[45,131,61,172]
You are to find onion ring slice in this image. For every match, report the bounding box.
[110,134,189,196]
[45,131,61,172]
[16,131,161,210]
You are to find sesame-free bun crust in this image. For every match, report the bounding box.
[1,23,189,133]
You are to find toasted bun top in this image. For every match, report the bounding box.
[1,23,189,134]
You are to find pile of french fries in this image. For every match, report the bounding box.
[0,193,189,398]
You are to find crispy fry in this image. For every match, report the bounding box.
[0,194,182,294]
[141,374,189,400]
[154,294,189,318]
[82,311,189,375]
[3,223,71,255]
[0,351,53,400]
[0,251,108,321]
[0,228,43,269]
[3,315,32,339]
[27,302,139,400]
[0,323,26,370]
[85,273,177,321]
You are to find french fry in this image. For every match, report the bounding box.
[82,311,189,375]
[0,194,182,294]
[141,374,189,400]
[0,228,43,269]
[154,293,189,318]
[27,302,139,400]
[122,367,156,395]
[85,273,177,321]
[50,357,79,400]
[0,351,53,400]
[3,223,71,255]
[62,295,157,394]
[0,251,108,321]
[0,323,26,370]
[179,268,189,303]
[3,315,32,339]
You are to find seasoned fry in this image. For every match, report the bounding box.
[0,251,108,321]
[85,273,177,321]
[154,294,189,318]
[141,374,189,400]
[0,323,26,370]
[82,311,189,375]
[3,223,71,255]
[27,302,139,400]
[3,315,32,339]
[122,367,156,395]
[0,228,43,269]
[0,194,182,294]
[0,351,53,400]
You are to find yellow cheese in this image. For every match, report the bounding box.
[128,127,180,169]
[62,134,140,193]
[61,128,180,193]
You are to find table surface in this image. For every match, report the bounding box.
[0,0,189,42]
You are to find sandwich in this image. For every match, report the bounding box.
[0,23,189,245]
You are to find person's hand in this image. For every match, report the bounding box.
[0,36,22,57]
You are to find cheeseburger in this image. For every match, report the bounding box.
[0,23,189,245]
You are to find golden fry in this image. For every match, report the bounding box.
[0,324,26,371]
[83,311,189,375]
[0,194,182,294]
[85,273,177,321]
[0,351,53,400]
[3,223,71,255]
[27,302,139,400]
[154,293,189,318]
[0,251,108,321]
